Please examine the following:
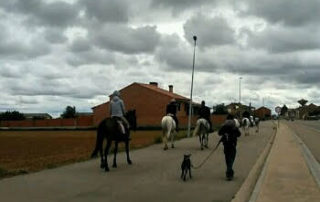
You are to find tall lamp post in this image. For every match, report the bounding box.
[187,36,197,137]
[239,77,242,104]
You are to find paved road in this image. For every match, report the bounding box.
[287,120,320,162]
[0,122,275,202]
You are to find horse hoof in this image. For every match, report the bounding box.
[100,164,105,169]
[201,147,203,150]
[105,167,110,172]
[128,160,132,165]
[171,144,175,148]
[112,164,117,168]
[163,147,168,151]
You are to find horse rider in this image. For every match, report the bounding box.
[198,100,213,132]
[110,90,129,135]
[166,99,179,132]
[218,114,241,181]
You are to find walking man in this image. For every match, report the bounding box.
[218,114,241,181]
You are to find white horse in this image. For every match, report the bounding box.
[254,117,260,133]
[161,115,176,150]
[242,117,250,136]
[192,118,210,150]
[234,118,240,128]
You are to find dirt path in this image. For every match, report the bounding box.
[0,122,274,202]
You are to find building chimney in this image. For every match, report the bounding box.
[149,82,158,87]
[169,85,173,93]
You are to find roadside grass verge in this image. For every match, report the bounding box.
[0,129,189,179]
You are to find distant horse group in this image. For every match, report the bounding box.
[91,109,260,172]
[241,116,260,136]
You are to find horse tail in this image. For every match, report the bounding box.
[91,120,105,158]
[162,116,173,138]
[193,120,200,136]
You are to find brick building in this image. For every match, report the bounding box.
[92,82,201,127]
[226,103,254,118]
[254,106,271,120]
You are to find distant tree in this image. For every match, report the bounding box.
[0,111,25,120]
[61,106,76,118]
[298,99,308,107]
[212,104,228,114]
[281,105,288,116]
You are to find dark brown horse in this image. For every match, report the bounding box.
[91,110,137,172]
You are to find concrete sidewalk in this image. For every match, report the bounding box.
[252,123,320,202]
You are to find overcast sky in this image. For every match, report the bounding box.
[1,0,319,117]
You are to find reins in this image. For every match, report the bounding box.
[192,138,223,169]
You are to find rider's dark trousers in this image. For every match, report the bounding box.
[223,143,237,177]
[207,119,213,132]
[173,115,179,131]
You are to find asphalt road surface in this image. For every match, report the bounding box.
[0,122,275,202]
[287,120,320,163]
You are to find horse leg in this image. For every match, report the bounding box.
[171,131,175,148]
[104,140,112,172]
[100,146,105,168]
[163,130,168,150]
[125,139,132,164]
[112,141,118,168]
[205,133,209,148]
[199,134,203,150]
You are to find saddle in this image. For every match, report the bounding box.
[112,117,126,135]
[198,118,209,129]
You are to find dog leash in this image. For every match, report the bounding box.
[192,138,223,169]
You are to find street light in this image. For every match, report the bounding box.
[239,77,242,104]
[187,35,197,137]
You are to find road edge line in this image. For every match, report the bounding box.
[291,127,320,187]
[231,122,277,202]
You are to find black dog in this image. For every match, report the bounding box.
[181,153,192,181]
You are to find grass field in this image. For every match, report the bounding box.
[0,130,187,178]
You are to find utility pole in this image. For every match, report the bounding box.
[239,77,242,104]
[187,36,197,137]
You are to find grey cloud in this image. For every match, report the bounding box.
[151,0,217,14]
[183,14,235,48]
[1,0,79,27]
[155,34,193,70]
[242,0,320,26]
[79,0,129,23]
[4,76,102,99]
[69,37,91,53]
[0,37,51,59]
[0,65,28,78]
[293,68,320,85]
[67,48,115,66]
[155,34,320,87]
[91,25,161,54]
[44,28,68,44]
[247,25,320,53]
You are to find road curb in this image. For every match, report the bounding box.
[231,122,277,202]
[291,127,320,187]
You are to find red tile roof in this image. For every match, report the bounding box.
[92,82,198,109]
[136,83,189,101]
